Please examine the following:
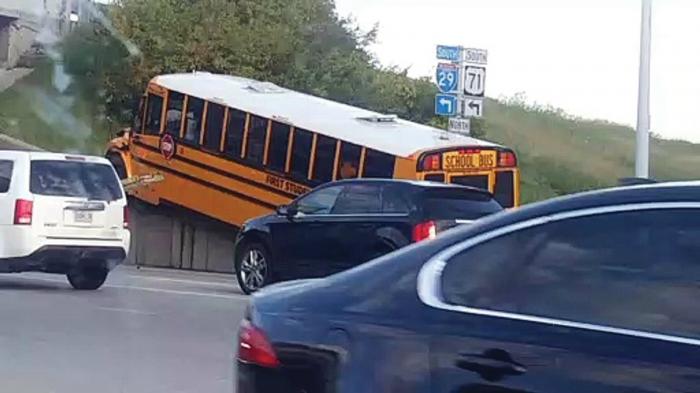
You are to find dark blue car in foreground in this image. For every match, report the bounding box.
[237,181,700,393]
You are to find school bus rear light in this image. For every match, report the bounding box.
[498,151,517,168]
[420,153,441,171]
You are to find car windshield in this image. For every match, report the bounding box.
[30,160,123,201]
[423,188,503,220]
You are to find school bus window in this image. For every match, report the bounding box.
[313,134,337,183]
[132,95,145,134]
[165,91,184,136]
[203,102,225,151]
[290,128,312,181]
[183,96,204,144]
[267,121,290,173]
[337,141,361,179]
[144,94,164,135]
[363,149,395,178]
[224,108,246,158]
[246,115,268,164]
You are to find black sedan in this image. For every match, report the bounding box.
[237,181,700,392]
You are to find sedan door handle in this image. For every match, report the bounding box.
[456,349,526,382]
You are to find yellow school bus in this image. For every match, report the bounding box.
[106,72,520,228]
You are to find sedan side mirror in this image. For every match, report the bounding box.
[276,204,298,218]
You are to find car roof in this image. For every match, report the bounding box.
[325,178,494,195]
[154,72,501,158]
[450,181,700,237]
[0,150,111,164]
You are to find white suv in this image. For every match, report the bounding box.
[0,151,130,290]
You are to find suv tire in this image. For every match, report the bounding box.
[67,266,109,290]
[235,242,272,295]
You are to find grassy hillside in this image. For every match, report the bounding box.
[484,98,700,203]
[2,65,700,204]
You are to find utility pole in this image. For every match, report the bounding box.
[635,0,652,178]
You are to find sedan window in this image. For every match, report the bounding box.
[441,209,700,340]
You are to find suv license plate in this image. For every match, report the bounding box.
[74,210,93,223]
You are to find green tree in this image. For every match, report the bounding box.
[62,0,480,142]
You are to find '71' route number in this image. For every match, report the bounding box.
[464,66,486,97]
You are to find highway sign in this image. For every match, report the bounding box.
[436,63,459,94]
[436,45,461,61]
[463,48,488,65]
[463,66,486,96]
[435,94,458,116]
[448,117,471,135]
[462,97,484,118]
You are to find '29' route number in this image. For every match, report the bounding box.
[436,64,459,94]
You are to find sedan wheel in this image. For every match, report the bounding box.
[236,243,271,294]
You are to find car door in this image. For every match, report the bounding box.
[424,206,700,393]
[270,184,343,279]
[326,182,384,273]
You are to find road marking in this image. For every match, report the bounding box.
[7,274,248,300]
[106,283,247,300]
[124,274,238,289]
[96,306,157,315]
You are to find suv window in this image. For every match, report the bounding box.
[30,161,123,201]
[441,209,700,340]
[331,184,381,214]
[423,188,501,220]
[296,185,343,215]
[381,184,410,214]
[0,160,12,193]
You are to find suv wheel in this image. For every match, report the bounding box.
[67,266,109,290]
[235,242,272,294]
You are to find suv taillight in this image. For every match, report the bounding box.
[123,206,129,229]
[412,220,436,242]
[14,199,33,225]
[237,319,280,368]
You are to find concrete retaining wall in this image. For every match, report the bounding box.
[127,202,237,274]
[6,20,38,69]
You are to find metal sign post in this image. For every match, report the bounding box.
[635,0,652,178]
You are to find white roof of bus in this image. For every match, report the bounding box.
[153,72,500,158]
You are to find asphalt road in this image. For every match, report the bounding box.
[0,265,247,393]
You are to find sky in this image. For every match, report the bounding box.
[335,0,700,143]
